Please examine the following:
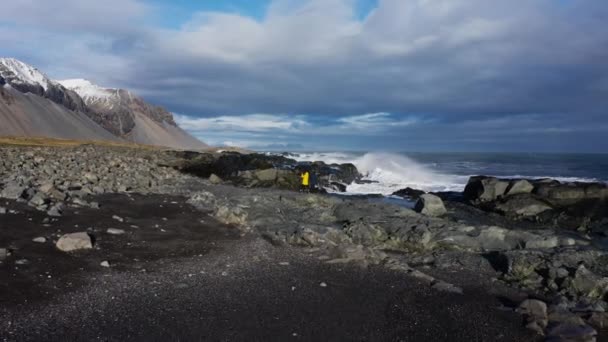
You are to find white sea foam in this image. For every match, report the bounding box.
[290,152,602,196]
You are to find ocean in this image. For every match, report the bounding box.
[286,152,608,195]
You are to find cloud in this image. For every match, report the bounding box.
[174,113,309,132]
[2,0,608,151]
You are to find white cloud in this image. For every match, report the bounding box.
[174,113,310,132]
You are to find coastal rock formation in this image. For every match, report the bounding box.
[175,151,361,191]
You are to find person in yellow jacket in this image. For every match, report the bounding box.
[300,171,310,192]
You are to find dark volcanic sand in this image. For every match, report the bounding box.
[0,194,538,341]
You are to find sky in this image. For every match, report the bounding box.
[1,0,607,152]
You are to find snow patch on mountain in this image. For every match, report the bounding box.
[0,58,53,91]
[59,79,114,102]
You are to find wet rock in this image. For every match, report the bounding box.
[56,232,93,252]
[414,194,447,217]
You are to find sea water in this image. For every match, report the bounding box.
[285,152,608,196]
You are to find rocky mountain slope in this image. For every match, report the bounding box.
[0,58,206,150]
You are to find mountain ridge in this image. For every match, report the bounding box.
[0,58,206,150]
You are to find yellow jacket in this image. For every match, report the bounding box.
[301,172,310,186]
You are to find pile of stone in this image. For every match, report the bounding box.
[0,145,186,216]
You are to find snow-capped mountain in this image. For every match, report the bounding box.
[0,58,88,112]
[59,79,204,149]
[0,58,52,91]
[0,58,207,149]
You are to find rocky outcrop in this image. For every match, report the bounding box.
[462,176,608,230]
[175,151,361,191]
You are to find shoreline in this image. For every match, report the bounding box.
[1,144,607,341]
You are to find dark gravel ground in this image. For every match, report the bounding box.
[0,194,538,341]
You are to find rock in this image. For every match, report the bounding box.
[47,203,64,217]
[106,228,125,235]
[328,182,347,193]
[525,236,560,249]
[494,194,553,217]
[344,222,387,245]
[112,215,124,222]
[432,281,463,294]
[505,179,534,196]
[0,183,26,200]
[392,187,425,199]
[56,232,93,252]
[208,173,222,184]
[254,168,279,182]
[215,205,248,227]
[571,265,608,299]
[187,191,217,210]
[464,176,510,202]
[319,282,328,287]
[28,192,48,207]
[518,299,548,330]
[587,312,608,329]
[545,322,597,342]
[414,194,447,217]
[32,237,47,243]
[83,172,99,183]
[100,261,111,268]
[0,207,6,214]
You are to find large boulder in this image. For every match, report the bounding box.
[56,232,93,252]
[494,194,554,217]
[464,176,510,202]
[414,194,447,217]
[534,182,608,206]
[505,179,534,196]
[0,182,26,200]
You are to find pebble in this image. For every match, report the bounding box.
[106,228,126,235]
[32,237,47,243]
[320,282,328,287]
[15,259,29,265]
[112,215,124,222]
[100,261,111,268]
[0,207,6,214]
